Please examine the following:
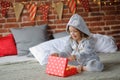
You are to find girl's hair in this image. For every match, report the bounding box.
[68,26,89,38]
[80,31,89,38]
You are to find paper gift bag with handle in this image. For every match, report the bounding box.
[46,56,77,77]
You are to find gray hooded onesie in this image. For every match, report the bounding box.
[59,14,104,71]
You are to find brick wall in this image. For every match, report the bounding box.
[0,0,120,45]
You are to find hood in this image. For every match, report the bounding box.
[66,14,91,36]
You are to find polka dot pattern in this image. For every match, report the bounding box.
[46,56,77,77]
[0,1,11,17]
[79,0,90,12]
[39,5,49,21]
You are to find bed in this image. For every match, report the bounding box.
[0,52,120,80]
[0,25,119,80]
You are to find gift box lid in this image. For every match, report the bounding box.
[46,56,68,77]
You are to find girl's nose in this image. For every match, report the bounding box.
[70,32,74,35]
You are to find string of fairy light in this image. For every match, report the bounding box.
[93,0,120,6]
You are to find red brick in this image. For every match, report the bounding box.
[0,13,2,18]
[77,8,84,12]
[106,30,120,35]
[90,12,104,16]
[4,24,19,28]
[106,11,120,15]
[0,29,8,33]
[8,8,14,14]
[78,13,88,17]
[37,21,48,25]
[90,7,99,12]
[55,19,69,24]
[116,16,120,20]
[7,13,15,18]
[103,16,116,20]
[0,25,2,28]
[117,5,120,10]
[113,35,120,39]
[35,16,41,21]
[7,18,17,22]
[22,12,29,16]
[63,9,69,14]
[36,10,41,15]
[76,3,83,7]
[47,29,55,34]
[0,19,5,23]
[92,31,106,35]
[101,6,115,11]
[89,27,102,32]
[116,38,120,42]
[111,26,120,30]
[22,16,30,21]
[84,17,102,22]
[113,2,120,5]
[103,27,110,31]
[106,21,120,25]
[48,25,56,29]
[55,29,66,33]
[48,20,54,25]
[48,15,56,20]
[8,0,16,2]
[113,36,120,44]
[89,22,105,27]
[89,2,98,7]
[15,0,35,2]
[56,25,66,29]
[21,22,36,27]
[63,14,72,19]
[0,34,2,37]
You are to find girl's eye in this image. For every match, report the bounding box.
[69,31,78,34]
[70,31,78,33]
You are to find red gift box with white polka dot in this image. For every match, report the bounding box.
[46,56,77,77]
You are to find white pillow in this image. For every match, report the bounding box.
[92,34,118,53]
[29,36,69,65]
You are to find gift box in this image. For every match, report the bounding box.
[46,56,77,77]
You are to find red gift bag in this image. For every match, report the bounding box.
[46,56,77,77]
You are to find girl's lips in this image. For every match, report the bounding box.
[72,35,77,38]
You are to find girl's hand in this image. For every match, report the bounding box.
[67,55,76,61]
[51,53,59,57]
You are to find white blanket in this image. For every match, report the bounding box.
[29,36,69,65]
[29,34,117,65]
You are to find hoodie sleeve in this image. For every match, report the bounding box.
[81,38,95,53]
[75,38,97,65]
[59,39,73,57]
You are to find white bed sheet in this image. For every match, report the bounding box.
[0,55,36,64]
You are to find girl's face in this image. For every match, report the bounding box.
[69,26,81,41]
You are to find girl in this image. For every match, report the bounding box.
[51,14,104,73]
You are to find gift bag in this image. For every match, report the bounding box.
[46,56,77,77]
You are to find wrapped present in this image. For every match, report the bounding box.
[46,56,77,77]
